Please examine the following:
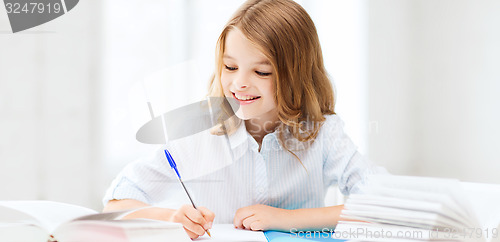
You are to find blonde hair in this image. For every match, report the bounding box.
[208,0,335,153]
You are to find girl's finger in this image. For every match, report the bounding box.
[184,206,209,227]
[184,229,200,240]
[233,207,254,229]
[249,220,265,231]
[180,213,207,236]
[242,214,259,230]
[198,206,215,229]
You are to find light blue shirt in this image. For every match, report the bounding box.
[103,114,386,223]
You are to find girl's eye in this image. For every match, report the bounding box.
[256,71,272,76]
[225,65,237,71]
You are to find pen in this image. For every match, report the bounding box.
[164,149,211,237]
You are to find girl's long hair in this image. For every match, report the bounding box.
[208,0,335,156]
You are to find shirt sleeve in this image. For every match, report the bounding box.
[322,115,388,196]
[102,145,178,206]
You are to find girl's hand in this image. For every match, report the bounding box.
[170,204,215,239]
[233,204,291,231]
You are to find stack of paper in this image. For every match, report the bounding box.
[335,175,500,242]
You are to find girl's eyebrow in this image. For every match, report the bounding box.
[223,54,271,65]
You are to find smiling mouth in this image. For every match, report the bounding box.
[232,92,261,101]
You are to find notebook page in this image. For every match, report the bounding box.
[195,224,267,242]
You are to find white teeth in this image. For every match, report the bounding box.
[234,93,259,101]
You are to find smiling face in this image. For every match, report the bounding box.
[221,28,278,123]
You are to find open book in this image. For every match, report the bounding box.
[336,175,500,242]
[0,200,191,242]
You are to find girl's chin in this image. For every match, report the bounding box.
[235,109,250,120]
[235,108,263,121]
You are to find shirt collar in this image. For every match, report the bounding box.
[226,120,315,153]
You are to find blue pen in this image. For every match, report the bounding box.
[164,149,211,237]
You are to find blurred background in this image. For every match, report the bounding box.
[1,0,499,210]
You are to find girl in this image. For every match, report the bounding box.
[103,0,386,239]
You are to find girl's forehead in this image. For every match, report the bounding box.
[224,29,269,64]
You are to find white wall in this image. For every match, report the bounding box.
[368,0,500,183]
[302,0,369,154]
[412,0,500,183]
[367,0,417,175]
[0,1,103,209]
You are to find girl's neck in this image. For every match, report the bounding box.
[245,115,280,148]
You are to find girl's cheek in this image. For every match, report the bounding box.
[220,77,231,96]
[221,75,231,89]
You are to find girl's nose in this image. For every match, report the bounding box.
[233,75,249,90]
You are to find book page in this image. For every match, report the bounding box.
[195,224,267,242]
[71,209,136,221]
[358,185,470,223]
[348,194,443,212]
[346,195,467,227]
[0,204,42,226]
[0,201,97,232]
[0,223,48,242]
[54,219,191,242]
[361,175,477,227]
[344,203,465,229]
[367,175,477,220]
